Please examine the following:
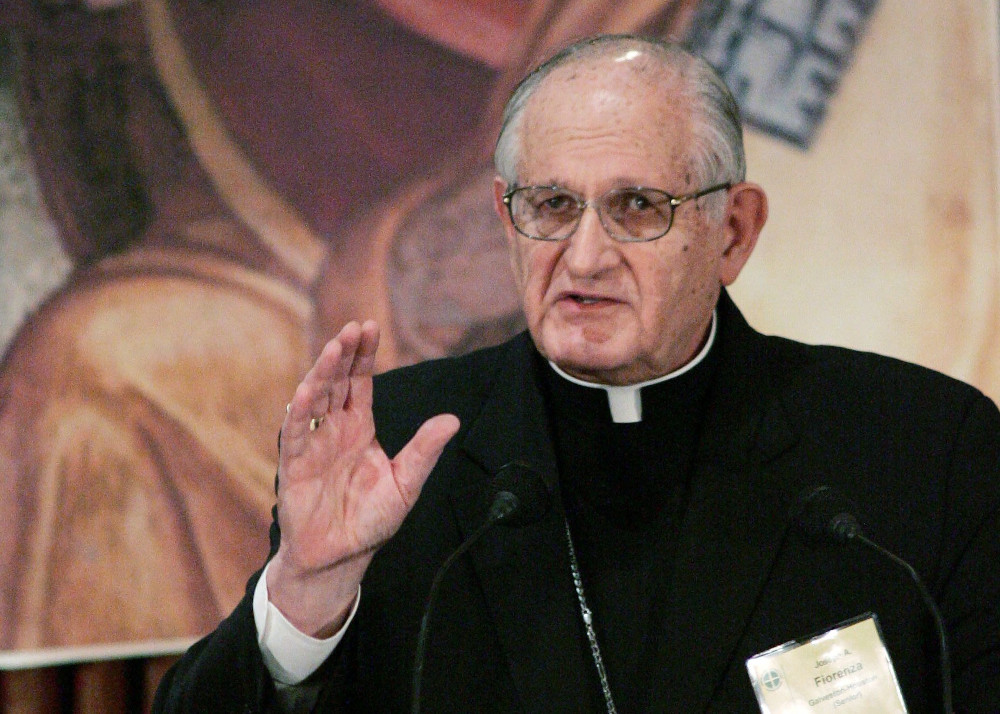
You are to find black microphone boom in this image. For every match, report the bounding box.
[411,462,552,714]
[794,485,954,714]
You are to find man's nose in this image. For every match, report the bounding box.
[562,205,620,276]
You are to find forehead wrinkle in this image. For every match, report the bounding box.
[517,60,697,190]
[521,108,694,193]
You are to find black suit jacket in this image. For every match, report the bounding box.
[155,294,1000,712]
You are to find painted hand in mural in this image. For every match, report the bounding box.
[268,321,461,637]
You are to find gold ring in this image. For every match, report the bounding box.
[309,416,325,432]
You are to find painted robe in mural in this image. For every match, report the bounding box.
[0,0,701,649]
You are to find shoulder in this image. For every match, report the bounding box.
[777,337,992,412]
[373,332,529,405]
[371,332,532,440]
[747,334,1000,464]
[720,294,997,428]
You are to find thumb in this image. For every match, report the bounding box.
[391,414,461,506]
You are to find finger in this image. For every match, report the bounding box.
[347,320,380,413]
[292,322,363,426]
[282,323,358,440]
[391,414,461,507]
[281,379,324,447]
[325,322,365,413]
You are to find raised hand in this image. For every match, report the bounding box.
[267,320,460,637]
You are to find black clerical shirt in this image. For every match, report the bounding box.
[535,343,719,713]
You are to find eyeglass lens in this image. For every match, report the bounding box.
[509,187,674,242]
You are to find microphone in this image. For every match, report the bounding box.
[794,486,953,714]
[486,460,552,527]
[411,462,552,714]
[794,485,862,543]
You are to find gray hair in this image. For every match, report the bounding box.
[493,35,746,209]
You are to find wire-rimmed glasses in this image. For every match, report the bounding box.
[502,183,731,242]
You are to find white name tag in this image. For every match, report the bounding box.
[746,614,908,713]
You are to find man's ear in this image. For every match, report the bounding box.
[494,176,521,250]
[720,182,768,286]
[493,176,511,223]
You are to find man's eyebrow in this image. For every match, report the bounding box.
[524,176,667,190]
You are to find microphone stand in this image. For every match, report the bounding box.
[410,494,517,714]
[852,533,953,714]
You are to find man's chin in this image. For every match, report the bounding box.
[546,348,636,385]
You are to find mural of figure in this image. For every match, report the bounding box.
[0,0,703,650]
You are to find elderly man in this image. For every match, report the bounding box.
[155,35,1000,712]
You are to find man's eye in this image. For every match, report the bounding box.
[621,192,653,212]
[536,194,575,213]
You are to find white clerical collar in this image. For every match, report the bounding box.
[547,310,717,424]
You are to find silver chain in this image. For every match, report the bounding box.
[564,519,618,714]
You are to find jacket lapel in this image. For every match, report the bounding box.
[649,294,808,711]
[449,335,597,711]
[445,296,814,712]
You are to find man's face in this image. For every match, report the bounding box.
[495,59,756,385]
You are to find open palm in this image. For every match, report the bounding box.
[268,321,459,636]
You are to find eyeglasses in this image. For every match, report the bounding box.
[502,183,731,242]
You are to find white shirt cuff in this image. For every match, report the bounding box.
[252,560,361,685]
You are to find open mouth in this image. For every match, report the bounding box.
[553,288,621,310]
[560,292,618,308]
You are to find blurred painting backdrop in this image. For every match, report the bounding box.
[0,0,997,707]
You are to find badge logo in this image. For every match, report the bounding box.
[761,670,783,691]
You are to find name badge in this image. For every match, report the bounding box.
[745,613,908,713]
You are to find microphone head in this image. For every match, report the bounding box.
[794,485,863,544]
[487,461,553,527]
